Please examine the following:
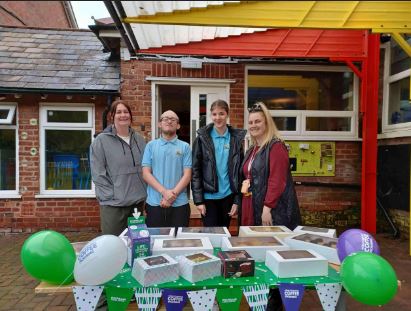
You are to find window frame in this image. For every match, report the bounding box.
[381,40,411,137]
[38,103,95,197]
[0,104,16,125]
[0,103,19,198]
[245,64,360,141]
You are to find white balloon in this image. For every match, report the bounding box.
[74,235,127,285]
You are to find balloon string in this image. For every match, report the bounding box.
[48,272,75,295]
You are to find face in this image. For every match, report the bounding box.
[211,106,228,130]
[248,111,266,140]
[159,111,180,135]
[114,103,131,128]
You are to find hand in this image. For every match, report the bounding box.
[261,205,273,226]
[228,204,238,217]
[160,198,171,208]
[197,204,206,216]
[162,189,177,202]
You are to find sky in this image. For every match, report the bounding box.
[71,1,110,29]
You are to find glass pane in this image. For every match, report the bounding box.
[306,117,351,131]
[273,116,296,131]
[47,110,88,123]
[390,36,411,75]
[0,109,9,119]
[388,77,411,125]
[199,94,207,128]
[0,129,16,190]
[248,70,354,111]
[45,130,92,190]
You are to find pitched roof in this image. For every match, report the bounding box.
[0,26,120,93]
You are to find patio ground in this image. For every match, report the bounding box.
[0,232,409,310]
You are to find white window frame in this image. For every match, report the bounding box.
[380,41,411,138]
[245,64,360,141]
[0,104,16,124]
[0,103,19,198]
[38,103,95,197]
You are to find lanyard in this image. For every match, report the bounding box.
[247,146,259,178]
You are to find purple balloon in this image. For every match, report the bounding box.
[337,229,380,262]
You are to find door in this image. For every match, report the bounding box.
[190,86,228,145]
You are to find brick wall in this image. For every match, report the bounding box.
[0,93,107,234]
[0,1,72,28]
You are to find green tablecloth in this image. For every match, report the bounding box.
[106,249,341,290]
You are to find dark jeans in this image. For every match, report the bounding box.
[202,194,234,228]
[266,288,283,311]
[145,203,190,228]
[99,201,145,236]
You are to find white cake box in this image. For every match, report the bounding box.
[152,237,214,258]
[265,249,328,278]
[147,227,175,249]
[284,233,340,264]
[132,254,179,287]
[221,236,289,262]
[176,251,221,283]
[176,227,231,247]
[239,226,296,241]
[293,226,337,238]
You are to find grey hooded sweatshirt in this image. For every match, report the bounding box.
[90,125,146,207]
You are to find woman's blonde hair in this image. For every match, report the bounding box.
[248,102,281,149]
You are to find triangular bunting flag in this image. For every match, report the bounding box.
[105,286,134,311]
[135,288,162,311]
[242,284,269,311]
[72,285,104,311]
[279,283,305,311]
[216,287,243,311]
[315,283,342,311]
[162,289,188,311]
[187,289,217,311]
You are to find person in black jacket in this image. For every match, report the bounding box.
[191,99,246,227]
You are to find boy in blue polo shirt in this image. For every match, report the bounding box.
[142,110,192,227]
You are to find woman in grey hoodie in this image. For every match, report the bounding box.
[90,100,146,235]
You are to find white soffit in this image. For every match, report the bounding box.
[121,1,267,49]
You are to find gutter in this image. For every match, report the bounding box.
[0,87,119,96]
[104,1,137,57]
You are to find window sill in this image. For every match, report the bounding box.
[0,194,22,199]
[35,194,96,199]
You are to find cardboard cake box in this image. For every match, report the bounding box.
[176,227,231,248]
[238,226,295,240]
[221,236,289,262]
[127,225,150,267]
[293,226,337,238]
[132,254,179,287]
[176,251,221,283]
[265,249,328,278]
[218,250,255,278]
[152,237,214,258]
[147,227,175,249]
[284,233,340,264]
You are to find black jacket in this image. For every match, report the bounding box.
[241,139,301,229]
[191,124,246,206]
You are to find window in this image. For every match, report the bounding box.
[0,103,18,196]
[246,65,359,140]
[39,105,94,196]
[382,37,411,136]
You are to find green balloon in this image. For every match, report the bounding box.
[21,230,76,285]
[341,252,397,306]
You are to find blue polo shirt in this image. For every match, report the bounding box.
[204,127,232,200]
[142,136,192,207]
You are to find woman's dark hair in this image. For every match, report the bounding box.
[110,100,133,123]
[210,99,229,114]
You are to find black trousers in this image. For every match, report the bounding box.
[145,203,190,228]
[201,194,234,228]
